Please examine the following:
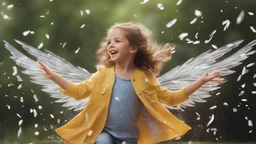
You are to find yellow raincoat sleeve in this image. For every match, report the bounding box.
[156,85,189,106]
[151,74,189,106]
[59,72,98,100]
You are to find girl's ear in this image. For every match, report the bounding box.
[130,47,138,54]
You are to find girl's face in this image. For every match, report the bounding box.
[107,28,135,62]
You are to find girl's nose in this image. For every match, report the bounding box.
[109,42,115,48]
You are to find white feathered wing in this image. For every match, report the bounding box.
[3,40,92,111]
[157,39,256,109]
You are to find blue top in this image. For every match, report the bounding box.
[104,73,143,143]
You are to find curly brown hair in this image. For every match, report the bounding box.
[96,22,174,76]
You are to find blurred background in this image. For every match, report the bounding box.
[0,0,256,143]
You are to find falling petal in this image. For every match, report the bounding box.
[233,108,238,112]
[17,113,21,118]
[23,30,30,36]
[140,0,149,4]
[45,34,50,39]
[193,40,200,44]
[241,99,247,102]
[6,105,11,109]
[222,20,230,31]
[195,32,199,39]
[205,30,216,44]
[210,105,217,110]
[207,114,214,127]
[246,62,255,68]
[37,43,43,49]
[236,11,245,25]
[253,74,256,78]
[34,124,38,128]
[75,47,80,53]
[115,97,120,102]
[174,136,181,140]
[178,33,188,40]
[253,83,256,87]
[80,10,83,16]
[211,128,217,135]
[166,19,177,28]
[238,90,244,96]
[20,97,23,103]
[157,3,164,10]
[195,10,202,17]
[190,18,197,24]
[17,84,22,89]
[196,112,200,120]
[12,66,17,76]
[33,109,37,117]
[252,91,256,94]
[223,102,228,106]
[50,114,54,118]
[248,120,253,127]
[33,94,38,102]
[38,105,43,109]
[241,66,248,75]
[241,83,246,88]
[250,26,256,33]
[62,42,67,48]
[88,130,93,136]
[17,127,22,138]
[17,75,23,82]
[186,38,193,43]
[7,4,14,9]
[237,74,242,82]
[80,24,85,28]
[248,12,254,16]
[34,131,39,136]
[85,9,90,15]
[212,45,218,49]
[176,0,182,5]
[18,119,23,126]
[1,12,10,20]
[8,83,13,87]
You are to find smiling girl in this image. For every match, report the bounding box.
[38,22,224,144]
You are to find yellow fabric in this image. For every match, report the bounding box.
[56,66,191,144]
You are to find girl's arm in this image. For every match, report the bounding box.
[185,72,225,96]
[156,72,224,106]
[38,60,68,90]
[38,60,93,100]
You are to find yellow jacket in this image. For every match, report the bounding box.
[56,66,191,144]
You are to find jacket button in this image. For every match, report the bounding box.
[133,78,136,81]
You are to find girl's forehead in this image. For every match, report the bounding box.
[107,28,125,38]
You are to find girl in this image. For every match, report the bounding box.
[38,22,224,144]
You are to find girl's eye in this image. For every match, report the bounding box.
[107,42,111,45]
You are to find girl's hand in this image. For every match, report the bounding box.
[199,72,226,84]
[37,60,56,79]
